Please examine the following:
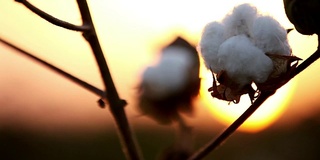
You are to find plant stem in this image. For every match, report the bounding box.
[188,91,274,160]
[15,0,143,159]
[291,35,320,78]
[76,1,142,160]
[0,37,105,98]
[15,0,89,31]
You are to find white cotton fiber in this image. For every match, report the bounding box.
[252,16,291,55]
[199,3,292,91]
[199,22,225,72]
[217,35,274,86]
[141,47,193,99]
[222,3,258,38]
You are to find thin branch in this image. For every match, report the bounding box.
[188,91,274,160]
[15,0,90,31]
[76,1,143,160]
[0,37,105,98]
[188,35,320,160]
[292,35,320,78]
[14,0,142,158]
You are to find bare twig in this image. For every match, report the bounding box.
[0,37,105,98]
[15,0,89,31]
[13,0,142,159]
[76,1,142,160]
[292,36,320,78]
[188,35,320,160]
[188,91,274,160]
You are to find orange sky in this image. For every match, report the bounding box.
[1,0,320,133]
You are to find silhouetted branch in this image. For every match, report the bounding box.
[76,1,143,160]
[13,0,142,159]
[0,37,105,98]
[292,36,320,78]
[188,91,274,160]
[15,0,90,31]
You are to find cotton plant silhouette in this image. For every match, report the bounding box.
[1,1,320,160]
[137,37,200,159]
[138,37,200,125]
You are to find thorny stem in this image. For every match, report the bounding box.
[188,35,320,160]
[0,38,105,98]
[14,0,143,159]
[15,0,89,31]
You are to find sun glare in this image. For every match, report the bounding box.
[1,0,301,131]
[200,63,297,133]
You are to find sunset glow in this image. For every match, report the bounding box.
[200,64,297,132]
[1,0,319,133]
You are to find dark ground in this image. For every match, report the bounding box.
[1,114,320,160]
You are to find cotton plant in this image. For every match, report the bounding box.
[4,1,320,160]
[199,3,301,104]
[138,37,200,125]
[283,0,320,35]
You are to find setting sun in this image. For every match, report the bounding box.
[1,0,319,134]
[199,63,297,132]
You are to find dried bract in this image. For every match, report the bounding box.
[257,54,302,91]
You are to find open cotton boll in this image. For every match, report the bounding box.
[222,3,258,38]
[252,16,291,55]
[201,3,300,103]
[199,22,225,72]
[141,47,194,99]
[218,35,274,87]
[138,37,200,124]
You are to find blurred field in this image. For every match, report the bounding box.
[2,111,320,160]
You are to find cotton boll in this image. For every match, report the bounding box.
[222,3,258,38]
[138,37,200,124]
[252,16,291,56]
[142,47,194,99]
[199,22,225,72]
[217,35,274,87]
[283,0,320,35]
[201,3,299,103]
